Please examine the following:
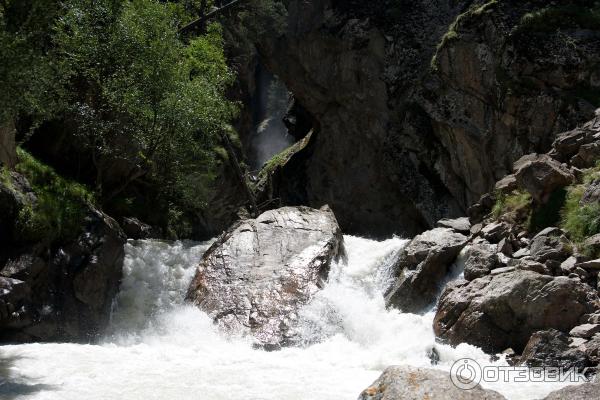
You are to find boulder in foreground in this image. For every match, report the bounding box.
[185,206,343,349]
[357,366,505,400]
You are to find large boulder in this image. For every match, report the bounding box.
[434,270,600,353]
[357,366,506,400]
[543,382,600,400]
[385,227,467,313]
[186,206,343,349]
[513,154,574,204]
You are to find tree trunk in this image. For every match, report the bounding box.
[0,119,17,169]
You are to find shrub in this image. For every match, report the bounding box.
[492,189,532,222]
[14,148,94,244]
[518,3,600,33]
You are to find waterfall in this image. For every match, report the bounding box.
[248,69,295,172]
[0,237,577,399]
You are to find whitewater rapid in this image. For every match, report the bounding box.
[0,236,578,399]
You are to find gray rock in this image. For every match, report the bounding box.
[495,174,518,193]
[569,337,588,348]
[513,154,575,204]
[121,217,153,239]
[576,260,600,271]
[186,206,343,349]
[530,229,571,263]
[570,324,600,339]
[481,222,510,243]
[518,329,589,371]
[584,235,600,255]
[357,366,506,400]
[513,248,530,258]
[436,217,471,234]
[580,179,600,205]
[517,259,552,275]
[385,228,467,313]
[490,266,516,275]
[572,142,600,169]
[434,270,600,353]
[463,242,498,281]
[543,383,600,400]
[561,256,579,275]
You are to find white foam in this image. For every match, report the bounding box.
[0,236,580,399]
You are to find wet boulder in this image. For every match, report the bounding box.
[185,206,343,349]
[434,270,600,353]
[385,228,467,313]
[357,366,506,400]
[518,329,590,371]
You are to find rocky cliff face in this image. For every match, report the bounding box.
[0,172,126,342]
[246,0,600,237]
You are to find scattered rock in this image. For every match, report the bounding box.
[436,217,471,234]
[121,217,154,239]
[385,228,467,313]
[186,206,343,349]
[576,260,600,271]
[530,228,571,263]
[463,242,498,281]
[513,248,530,258]
[434,270,600,353]
[518,329,589,371]
[513,154,575,204]
[570,324,600,339]
[481,222,510,243]
[495,174,518,193]
[357,366,506,400]
[542,382,600,400]
[517,259,552,275]
[580,179,600,205]
[561,257,579,275]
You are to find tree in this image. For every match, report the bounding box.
[53,0,237,210]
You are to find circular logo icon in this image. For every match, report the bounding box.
[450,358,482,390]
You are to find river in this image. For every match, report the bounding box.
[0,236,577,399]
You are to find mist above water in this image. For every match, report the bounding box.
[249,70,295,172]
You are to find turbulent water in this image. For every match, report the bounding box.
[0,236,578,399]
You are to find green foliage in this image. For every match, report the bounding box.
[560,166,600,251]
[0,165,12,188]
[14,148,94,244]
[1,0,243,238]
[0,0,65,125]
[431,0,498,70]
[237,0,287,41]
[518,3,600,33]
[492,189,532,221]
[50,0,237,219]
